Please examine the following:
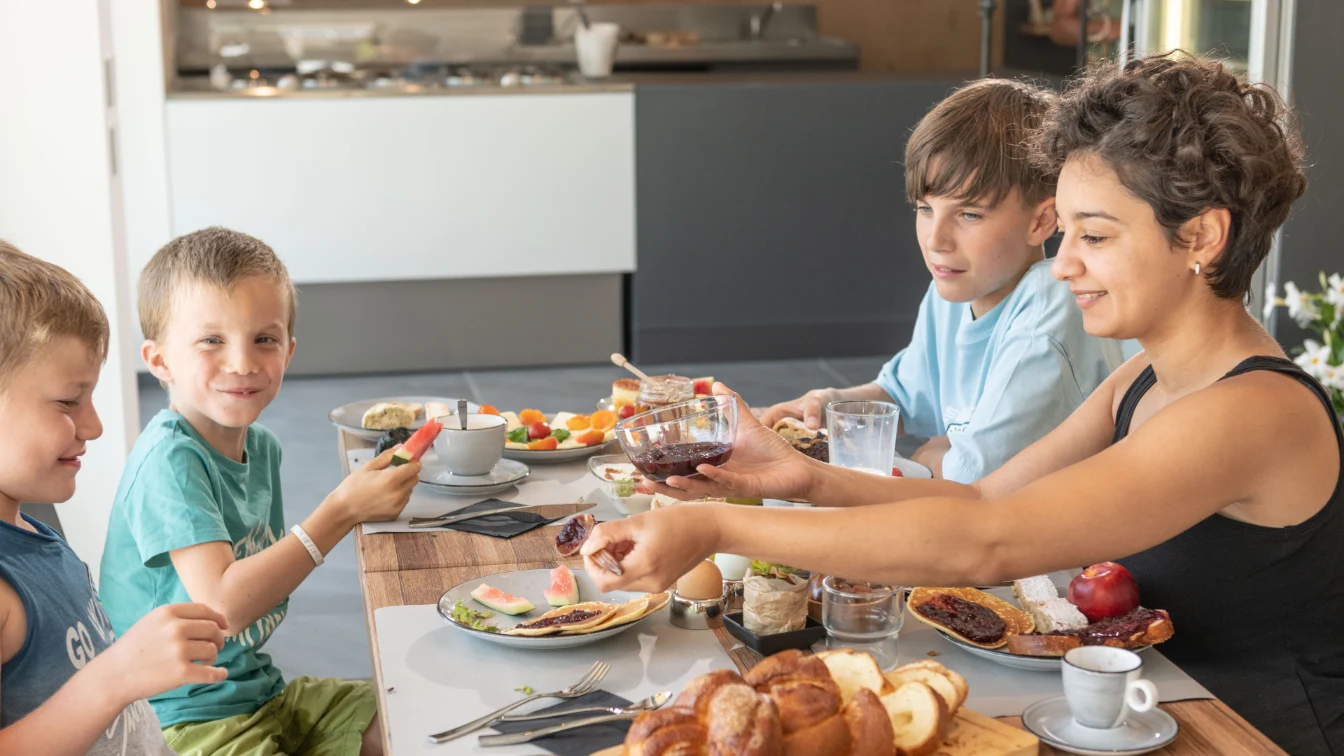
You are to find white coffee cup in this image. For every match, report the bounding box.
[714,553,753,581]
[575,22,619,78]
[1062,646,1158,729]
[433,414,506,476]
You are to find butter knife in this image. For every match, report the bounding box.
[477,692,671,747]
[408,501,594,529]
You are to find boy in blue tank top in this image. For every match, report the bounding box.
[0,241,229,755]
[763,79,1123,482]
[100,228,421,755]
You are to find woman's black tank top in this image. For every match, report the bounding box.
[1113,356,1344,755]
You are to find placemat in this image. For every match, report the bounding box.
[351,449,622,533]
[373,603,735,755]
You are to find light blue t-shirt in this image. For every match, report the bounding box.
[100,410,287,727]
[877,260,1123,482]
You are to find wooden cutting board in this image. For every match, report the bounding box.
[589,706,1038,756]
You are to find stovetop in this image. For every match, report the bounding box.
[204,64,574,93]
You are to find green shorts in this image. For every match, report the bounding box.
[163,677,377,756]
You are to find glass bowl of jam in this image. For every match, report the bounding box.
[616,394,738,482]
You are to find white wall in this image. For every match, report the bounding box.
[0,0,136,584]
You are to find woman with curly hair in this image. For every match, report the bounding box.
[582,53,1342,754]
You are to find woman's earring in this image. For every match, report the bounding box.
[1195,262,1202,276]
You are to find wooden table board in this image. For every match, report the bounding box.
[341,428,1286,756]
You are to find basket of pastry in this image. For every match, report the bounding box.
[611,648,1039,756]
[910,563,1174,670]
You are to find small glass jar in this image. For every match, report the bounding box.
[638,375,694,408]
[822,576,905,671]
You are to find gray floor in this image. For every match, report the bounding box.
[136,356,889,680]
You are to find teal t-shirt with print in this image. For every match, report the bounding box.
[100,410,288,727]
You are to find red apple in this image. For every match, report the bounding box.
[527,422,552,441]
[1068,562,1140,623]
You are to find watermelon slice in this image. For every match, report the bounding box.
[692,376,716,396]
[542,565,580,607]
[470,584,535,615]
[391,418,442,467]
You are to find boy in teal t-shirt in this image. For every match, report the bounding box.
[763,79,1122,481]
[101,227,422,756]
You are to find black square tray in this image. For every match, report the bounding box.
[723,612,827,655]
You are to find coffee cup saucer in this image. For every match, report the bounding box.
[1021,696,1178,755]
[418,456,530,497]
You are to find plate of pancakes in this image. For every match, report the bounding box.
[908,586,1155,672]
[436,568,670,649]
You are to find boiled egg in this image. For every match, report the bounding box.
[676,559,723,600]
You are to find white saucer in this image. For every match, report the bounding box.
[418,457,530,497]
[1021,696,1178,755]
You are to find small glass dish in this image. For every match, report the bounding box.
[586,454,653,514]
[616,395,738,483]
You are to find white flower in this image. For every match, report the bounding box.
[1263,282,1280,319]
[1283,281,1318,328]
[1323,365,1344,392]
[1327,274,1344,309]
[1295,339,1331,378]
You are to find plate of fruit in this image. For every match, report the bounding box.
[500,409,620,463]
[435,566,670,649]
[908,563,1171,672]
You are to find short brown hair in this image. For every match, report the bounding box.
[1032,52,1307,299]
[139,227,298,341]
[906,77,1059,207]
[0,240,110,389]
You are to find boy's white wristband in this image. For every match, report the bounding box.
[291,525,324,567]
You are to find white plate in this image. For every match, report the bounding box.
[418,457,530,497]
[436,568,654,649]
[892,456,933,479]
[1022,696,1178,755]
[503,411,619,464]
[328,395,478,440]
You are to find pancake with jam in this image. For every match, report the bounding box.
[907,587,1034,649]
[505,602,619,637]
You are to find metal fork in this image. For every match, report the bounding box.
[426,661,610,744]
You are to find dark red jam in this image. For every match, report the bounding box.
[517,609,602,629]
[631,442,733,482]
[554,514,595,557]
[792,438,829,463]
[1044,607,1166,644]
[914,594,1007,644]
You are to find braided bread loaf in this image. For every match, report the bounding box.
[624,650,895,756]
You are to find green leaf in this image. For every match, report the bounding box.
[452,600,500,632]
[507,426,529,444]
[552,428,572,442]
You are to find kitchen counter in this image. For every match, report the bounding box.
[167,69,962,100]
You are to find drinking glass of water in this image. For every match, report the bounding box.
[825,400,899,476]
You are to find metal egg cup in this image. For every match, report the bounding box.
[669,582,731,630]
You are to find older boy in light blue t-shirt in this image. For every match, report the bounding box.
[763,79,1122,482]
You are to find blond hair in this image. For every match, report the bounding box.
[906,78,1058,207]
[138,227,297,341]
[0,240,110,389]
